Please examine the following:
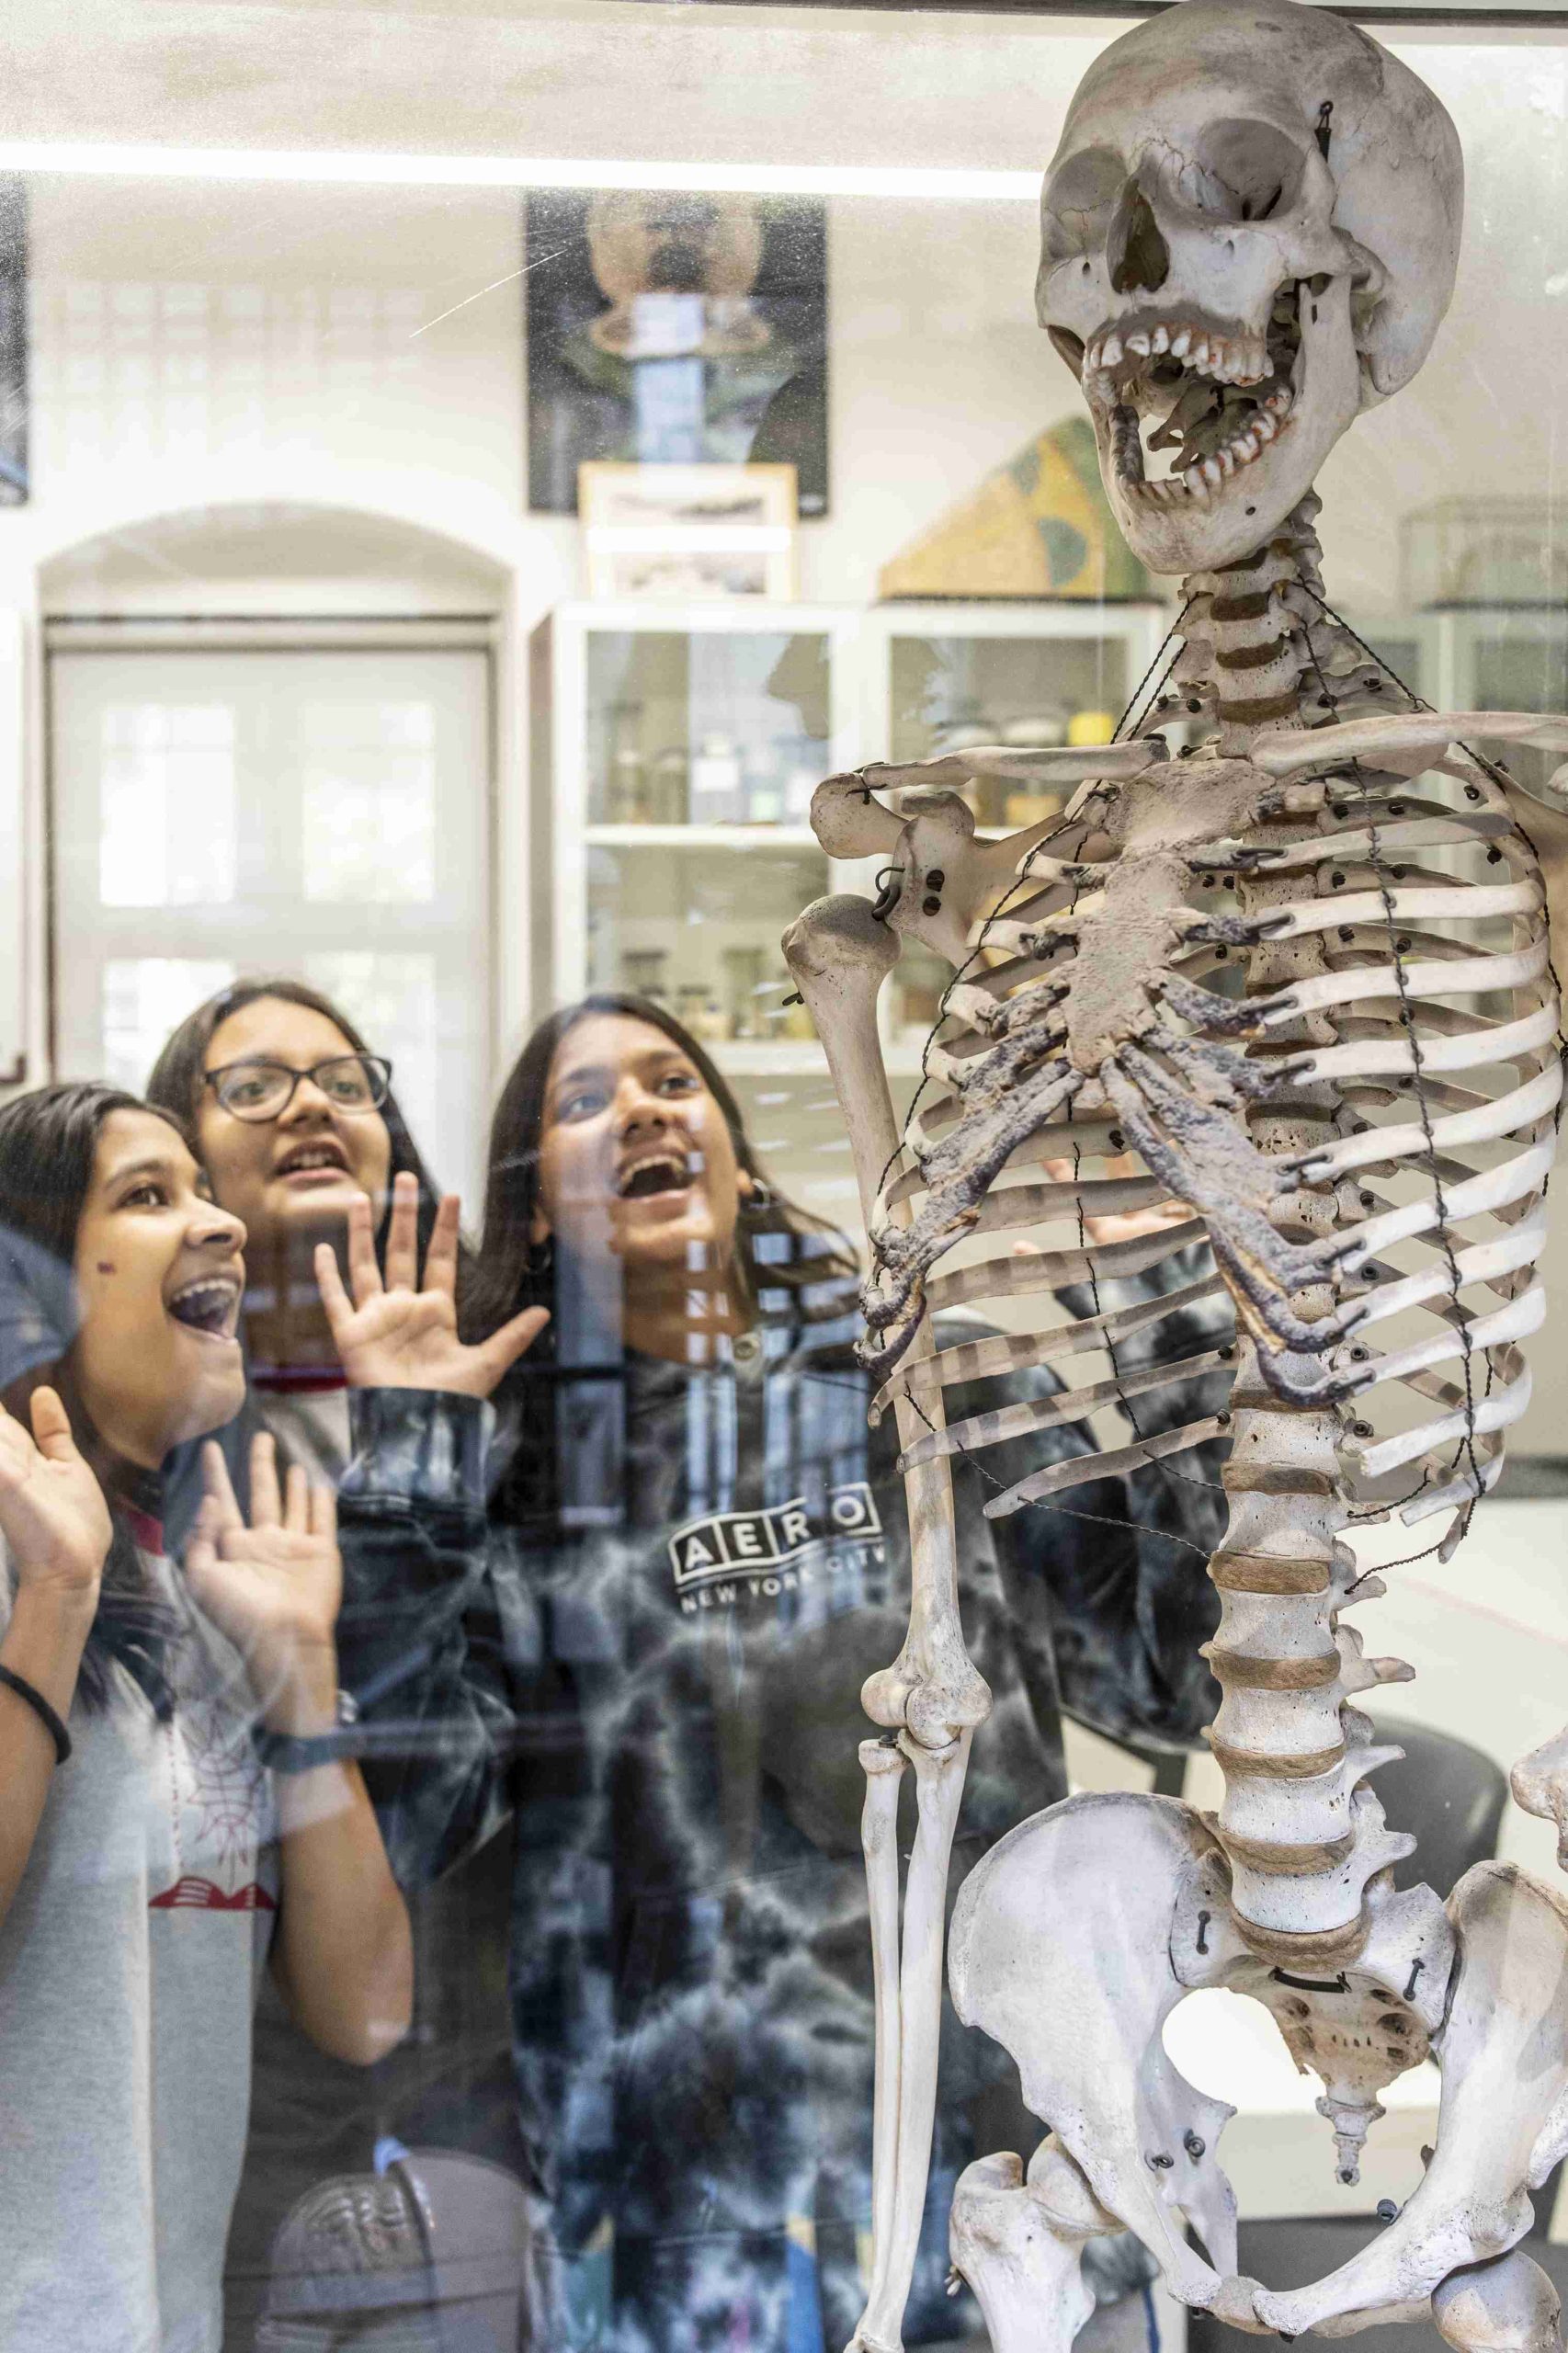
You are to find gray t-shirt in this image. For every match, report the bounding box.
[250,1381,350,1492]
[0,1548,278,2351]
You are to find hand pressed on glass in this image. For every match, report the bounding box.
[1029,1152,1191,1250]
[185,1432,341,1733]
[0,1387,111,1610]
[313,1168,548,1398]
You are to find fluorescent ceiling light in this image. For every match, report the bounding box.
[0,142,1038,201]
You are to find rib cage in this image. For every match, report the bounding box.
[856,754,1557,1544]
[797,552,1565,1957]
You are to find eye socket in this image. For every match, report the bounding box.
[1183,119,1308,224]
[1040,145,1125,263]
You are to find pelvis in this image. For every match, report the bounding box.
[948,1791,1568,2339]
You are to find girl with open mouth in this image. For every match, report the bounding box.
[0,1081,414,2351]
[349,990,1234,2353]
[147,975,549,2347]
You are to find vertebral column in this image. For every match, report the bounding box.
[1187,526,1415,1966]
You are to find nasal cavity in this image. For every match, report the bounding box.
[1108,183,1170,296]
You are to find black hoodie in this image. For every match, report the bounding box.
[341,1252,1231,2352]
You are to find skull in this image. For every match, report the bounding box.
[1038,0,1463,574]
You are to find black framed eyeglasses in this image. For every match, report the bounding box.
[202,1054,393,1122]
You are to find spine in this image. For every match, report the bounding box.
[1179,506,1415,1963]
[1205,1394,1414,1961]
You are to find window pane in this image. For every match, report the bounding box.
[304,949,440,1180]
[99,703,236,908]
[301,698,437,904]
[102,957,234,1092]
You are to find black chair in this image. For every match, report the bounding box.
[1188,1724,1529,2353]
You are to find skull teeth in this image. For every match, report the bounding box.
[1088,290,1303,508]
[1117,384,1295,506]
[1085,315,1272,390]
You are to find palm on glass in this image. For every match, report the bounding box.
[185,1434,341,1728]
[0,1387,111,1609]
[314,1172,548,1398]
[1038,1151,1192,1250]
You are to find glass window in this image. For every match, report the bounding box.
[7,11,1568,2351]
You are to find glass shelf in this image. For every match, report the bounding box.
[585,627,831,828]
[585,839,826,1051]
[885,627,1130,828]
[585,824,820,851]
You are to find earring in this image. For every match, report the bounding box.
[743,1177,777,1216]
[527,1233,555,1274]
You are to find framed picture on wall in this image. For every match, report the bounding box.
[579,461,797,600]
[525,190,828,517]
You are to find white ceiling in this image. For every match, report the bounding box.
[0,0,1131,168]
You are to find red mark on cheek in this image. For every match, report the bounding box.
[96,1261,116,1276]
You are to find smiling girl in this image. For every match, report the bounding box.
[365,992,1232,2353]
[147,979,546,2347]
[147,977,461,1483]
[0,1083,412,2350]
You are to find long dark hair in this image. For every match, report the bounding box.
[145,975,463,1290]
[466,991,858,1348]
[0,1084,187,1715]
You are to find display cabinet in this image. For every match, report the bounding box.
[857,600,1166,1056]
[534,602,863,1078]
[1428,608,1568,808]
[533,597,1170,1080]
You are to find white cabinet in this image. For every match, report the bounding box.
[532,597,1168,1080]
[535,603,861,1076]
[855,600,1166,1057]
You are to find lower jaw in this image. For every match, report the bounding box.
[1116,425,1288,520]
[1108,452,1306,570]
[170,1318,241,1348]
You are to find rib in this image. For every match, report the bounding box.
[896,1347,1233,1472]
[983,1415,1228,1517]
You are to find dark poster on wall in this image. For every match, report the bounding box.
[525,190,828,516]
[0,179,26,507]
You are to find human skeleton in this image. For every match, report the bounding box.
[781,6,1568,2347]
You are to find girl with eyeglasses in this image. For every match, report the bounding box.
[146,978,547,2348]
[0,1082,412,2349]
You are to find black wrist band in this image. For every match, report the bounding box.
[253,1688,358,1776]
[253,1726,344,1775]
[0,1663,73,1766]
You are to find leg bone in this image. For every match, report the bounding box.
[949,2140,1120,2353]
[1434,2250,1565,2353]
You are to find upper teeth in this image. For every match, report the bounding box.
[283,1148,341,1171]
[1084,317,1274,389]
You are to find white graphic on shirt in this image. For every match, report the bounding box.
[669,1483,884,1611]
[150,1639,278,1914]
